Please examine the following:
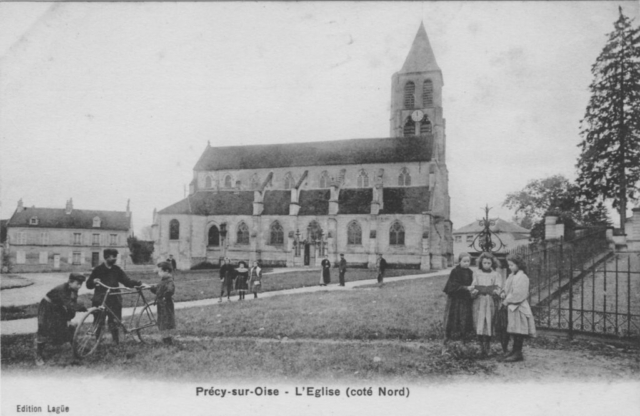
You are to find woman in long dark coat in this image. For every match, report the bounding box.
[234,261,249,301]
[442,252,475,342]
[151,262,176,345]
[35,273,88,365]
[320,256,331,286]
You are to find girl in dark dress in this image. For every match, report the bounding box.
[234,261,249,301]
[442,252,475,343]
[151,262,176,345]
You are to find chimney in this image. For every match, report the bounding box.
[152,208,157,225]
[17,199,23,211]
[126,199,131,217]
[65,198,73,215]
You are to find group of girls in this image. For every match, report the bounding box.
[443,251,536,362]
[219,258,264,302]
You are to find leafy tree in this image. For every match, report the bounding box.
[503,174,610,241]
[127,235,155,264]
[577,7,640,234]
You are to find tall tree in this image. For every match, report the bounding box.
[577,7,640,234]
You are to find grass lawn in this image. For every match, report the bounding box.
[0,268,425,321]
[3,276,638,382]
[0,275,34,290]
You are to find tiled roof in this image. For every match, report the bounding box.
[338,189,373,215]
[453,218,530,235]
[194,136,433,171]
[262,190,291,216]
[380,187,430,214]
[298,190,330,216]
[158,186,432,217]
[7,207,130,231]
[158,191,254,216]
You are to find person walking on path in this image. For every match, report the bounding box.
[150,261,176,345]
[338,254,347,286]
[320,255,331,286]
[35,273,88,366]
[442,252,475,345]
[219,258,235,303]
[500,254,536,362]
[86,249,142,345]
[375,253,387,287]
[248,261,263,299]
[471,252,503,358]
[234,261,249,301]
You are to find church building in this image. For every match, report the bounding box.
[153,23,454,270]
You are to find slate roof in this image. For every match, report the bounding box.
[453,218,530,235]
[193,136,433,171]
[400,22,441,74]
[158,186,431,216]
[380,187,430,215]
[7,207,131,231]
[1,220,7,243]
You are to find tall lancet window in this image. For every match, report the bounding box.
[403,81,415,109]
[403,117,415,137]
[236,222,249,245]
[423,79,433,106]
[357,170,369,188]
[398,168,411,186]
[420,116,432,135]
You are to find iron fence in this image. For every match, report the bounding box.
[506,228,640,339]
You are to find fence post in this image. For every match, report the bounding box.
[568,253,573,339]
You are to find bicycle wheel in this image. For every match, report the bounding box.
[73,309,104,358]
[136,304,158,343]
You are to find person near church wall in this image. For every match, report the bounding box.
[248,260,263,299]
[235,261,249,301]
[338,254,347,286]
[375,253,387,287]
[320,255,331,286]
[167,255,177,272]
[219,258,235,302]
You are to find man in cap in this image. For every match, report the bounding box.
[167,254,177,272]
[86,248,142,345]
[35,273,88,366]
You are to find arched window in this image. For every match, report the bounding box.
[284,172,294,190]
[347,221,362,245]
[270,221,284,245]
[420,116,432,135]
[403,117,415,137]
[404,81,415,109]
[250,174,259,190]
[398,168,411,186]
[423,79,433,106]
[169,219,180,240]
[357,170,369,188]
[236,222,249,245]
[224,175,233,188]
[389,221,405,246]
[307,220,323,241]
[208,225,220,246]
[319,171,330,188]
[205,176,212,189]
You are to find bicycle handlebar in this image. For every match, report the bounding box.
[94,281,151,291]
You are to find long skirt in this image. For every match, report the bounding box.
[36,300,74,345]
[443,296,474,340]
[472,295,497,336]
[321,268,331,284]
[507,306,536,336]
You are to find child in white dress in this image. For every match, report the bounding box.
[471,252,503,358]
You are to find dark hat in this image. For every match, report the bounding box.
[340,253,344,256]
[68,273,86,283]
[157,261,173,272]
[103,248,119,258]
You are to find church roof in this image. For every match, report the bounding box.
[7,207,131,231]
[158,187,431,216]
[400,22,441,74]
[193,136,433,171]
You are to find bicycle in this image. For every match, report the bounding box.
[73,281,158,358]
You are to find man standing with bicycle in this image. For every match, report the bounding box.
[86,249,142,344]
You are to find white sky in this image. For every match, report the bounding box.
[1,2,638,235]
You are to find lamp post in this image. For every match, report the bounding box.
[470,205,505,253]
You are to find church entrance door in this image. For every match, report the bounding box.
[304,244,310,266]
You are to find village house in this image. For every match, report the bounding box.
[4,199,132,273]
[153,23,454,271]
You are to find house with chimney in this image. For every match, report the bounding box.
[4,199,132,272]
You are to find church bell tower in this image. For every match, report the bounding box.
[390,22,445,162]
